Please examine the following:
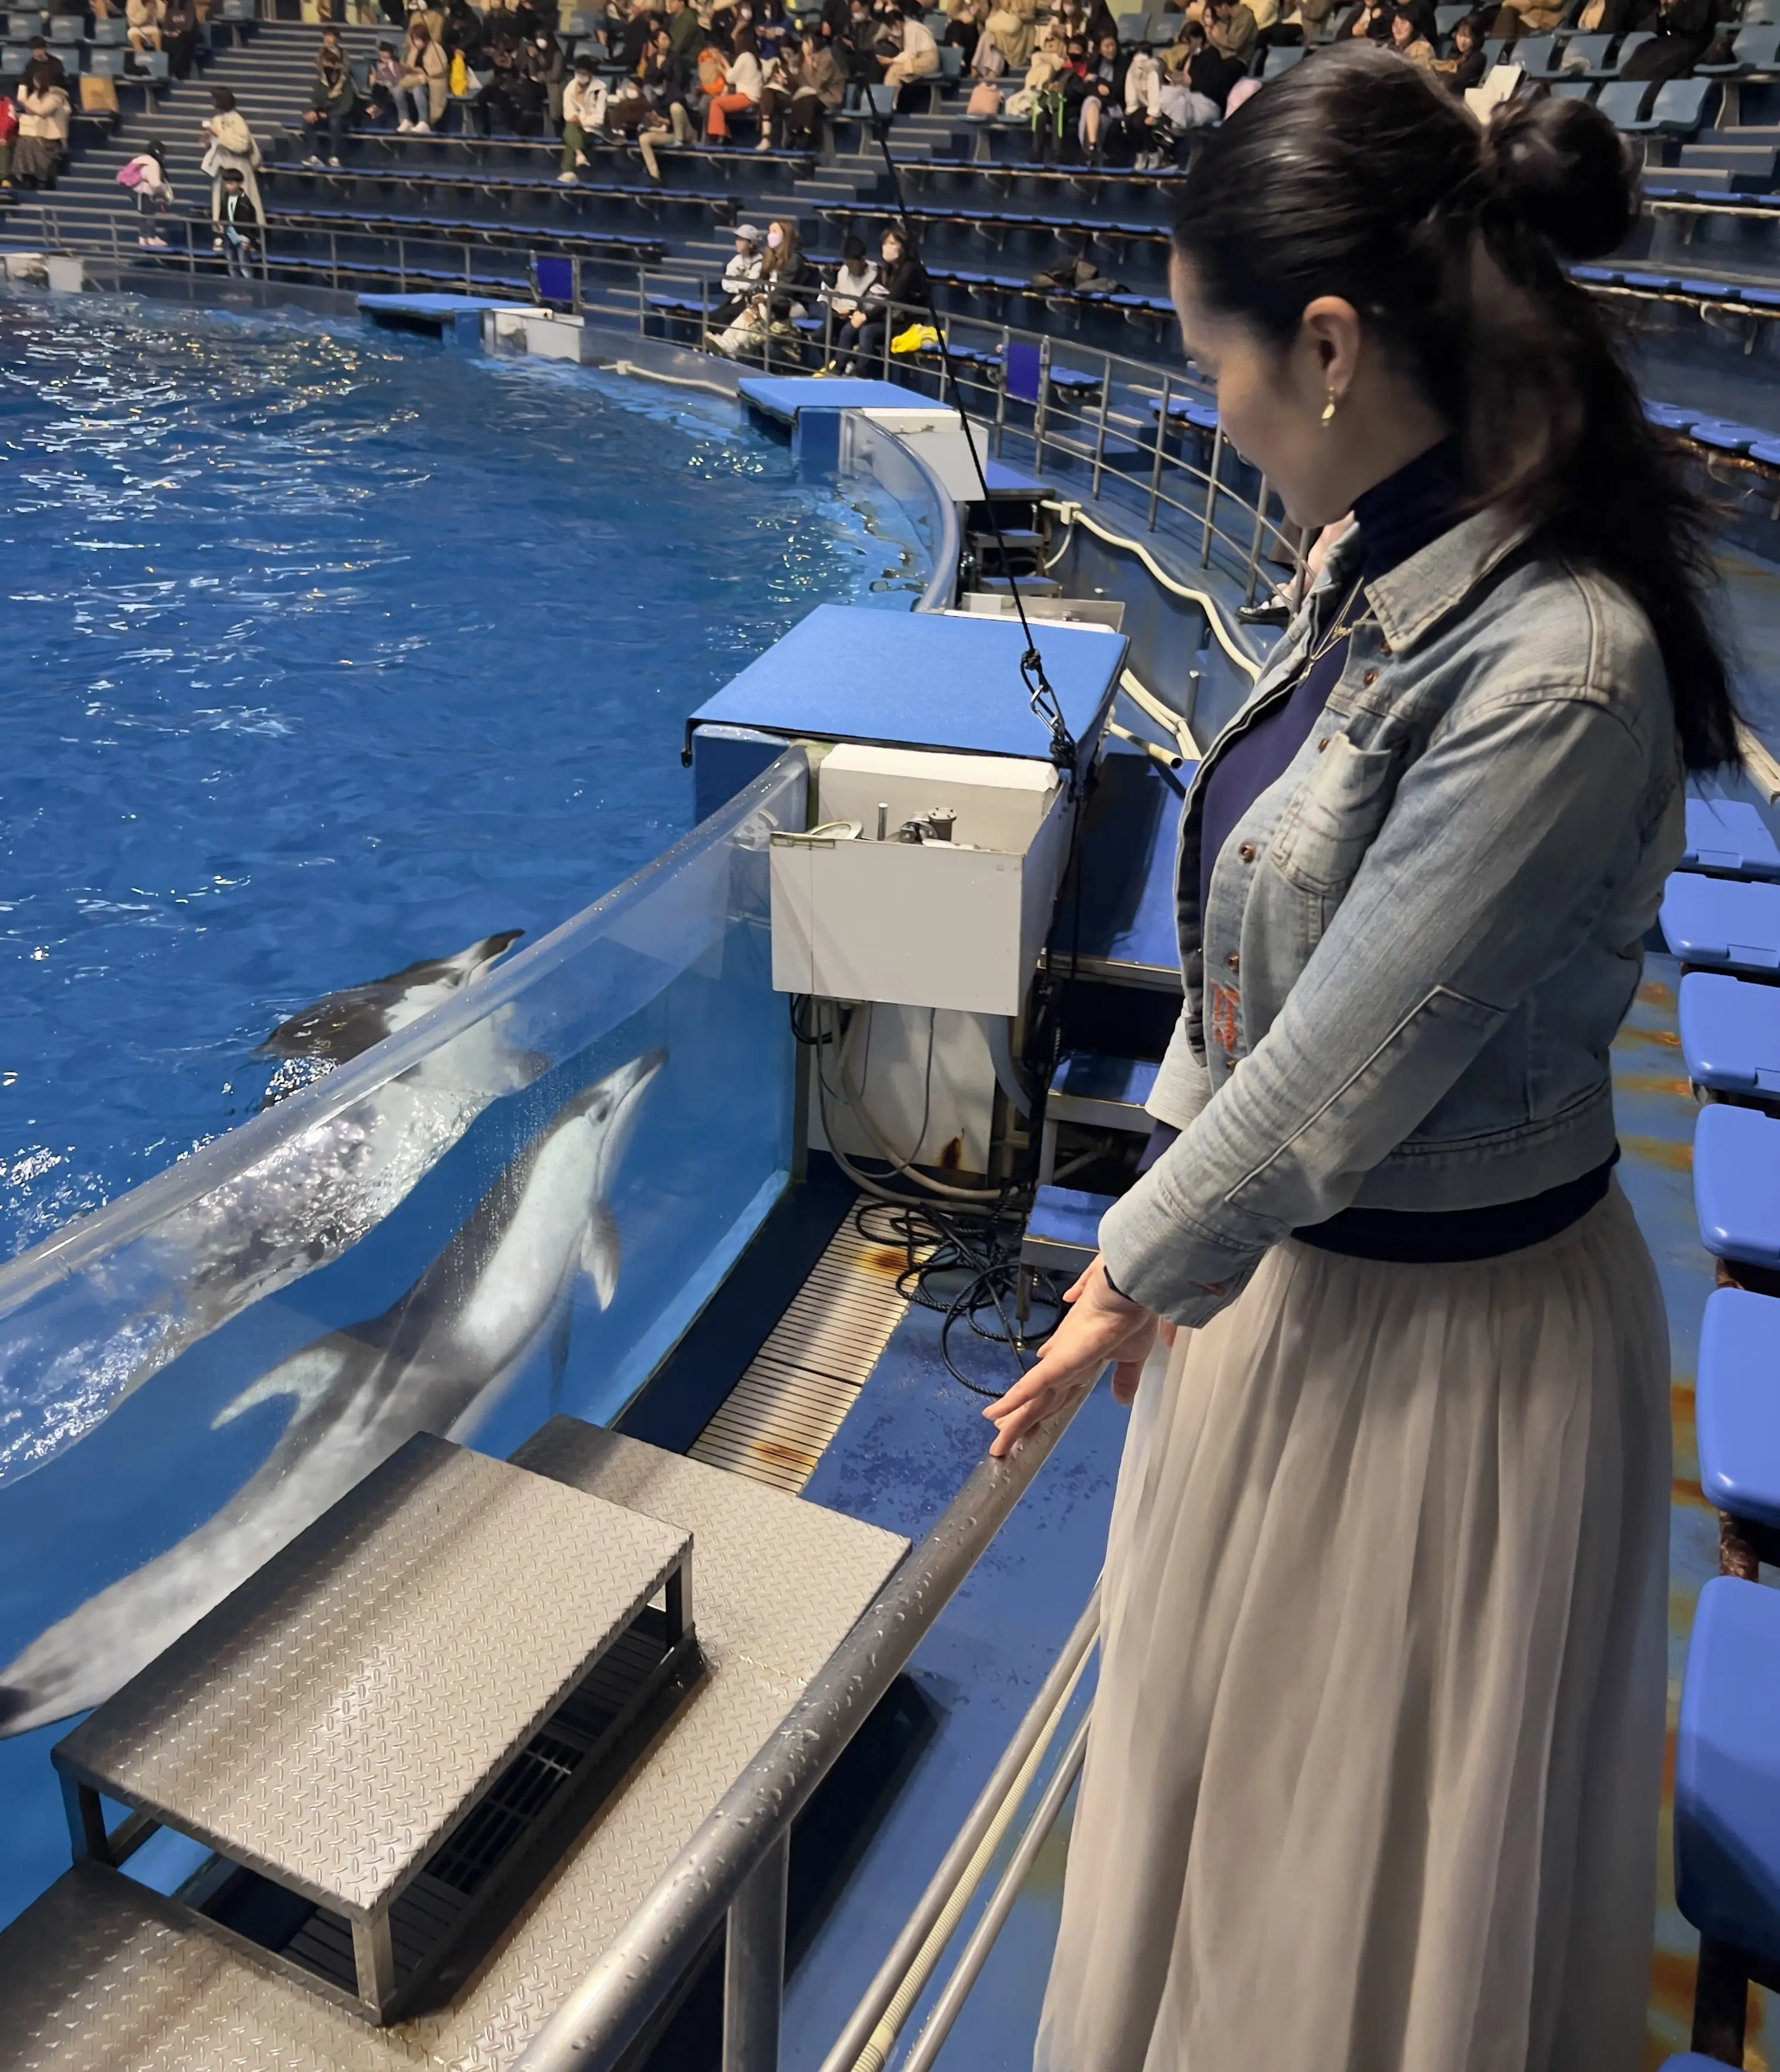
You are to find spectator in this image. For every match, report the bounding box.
[217,164,260,276]
[666,0,704,59]
[399,18,448,128]
[1432,7,1485,81]
[559,51,605,172]
[981,0,1036,68]
[881,0,939,93]
[23,36,66,91]
[443,0,484,55]
[715,214,815,351]
[1488,0,1562,27]
[713,219,763,323]
[201,87,261,218]
[818,230,876,357]
[1206,0,1257,55]
[0,87,14,189]
[14,71,68,187]
[1078,28,1132,154]
[632,28,696,175]
[304,40,359,162]
[1618,0,1718,93]
[364,39,404,122]
[942,0,986,46]
[1344,0,1393,34]
[126,0,164,51]
[755,0,793,57]
[1159,16,1238,122]
[521,28,566,124]
[1387,7,1435,60]
[161,0,200,79]
[117,138,174,245]
[705,25,761,137]
[835,223,928,372]
[780,25,842,138]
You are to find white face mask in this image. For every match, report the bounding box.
[766,229,784,250]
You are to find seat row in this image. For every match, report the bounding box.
[1653,797,1780,2062]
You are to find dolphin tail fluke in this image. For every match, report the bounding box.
[582,1200,621,1311]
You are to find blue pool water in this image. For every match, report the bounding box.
[0,293,919,1261]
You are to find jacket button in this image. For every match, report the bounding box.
[1238,842,1256,863]
[1226,952,1240,970]
[1317,737,1331,753]
[1363,669,1378,687]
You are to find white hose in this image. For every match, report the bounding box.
[606,356,737,400]
[848,1635,1097,2072]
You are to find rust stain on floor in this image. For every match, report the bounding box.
[1618,1022,1685,1051]
[1624,1134,1696,1173]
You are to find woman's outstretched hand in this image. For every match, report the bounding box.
[983,1256,1162,1459]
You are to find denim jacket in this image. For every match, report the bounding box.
[1097,506,1685,1325]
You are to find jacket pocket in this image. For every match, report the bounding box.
[1267,733,1400,896]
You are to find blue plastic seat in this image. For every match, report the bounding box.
[1262,41,1303,75]
[1754,437,1780,466]
[1695,1100,1780,1266]
[1663,872,1780,974]
[1681,972,1780,1095]
[1550,75,1599,96]
[1434,1,1469,24]
[88,14,125,38]
[1692,415,1759,450]
[1676,1575,1780,1964]
[1515,31,1560,72]
[1558,28,1612,70]
[1699,21,1780,68]
[1685,798,1780,880]
[46,12,77,39]
[1596,77,1651,125]
[1637,77,1718,133]
[1646,397,1705,429]
[1697,1284,1780,1528]
[1572,263,1622,283]
[1615,26,1656,66]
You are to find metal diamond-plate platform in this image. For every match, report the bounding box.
[0,1424,907,2071]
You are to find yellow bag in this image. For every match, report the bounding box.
[80,73,119,112]
[449,50,469,94]
[890,322,940,355]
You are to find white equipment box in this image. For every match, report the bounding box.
[769,742,1070,1017]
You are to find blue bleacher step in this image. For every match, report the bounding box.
[1021,1184,1115,1277]
[1662,871,1780,975]
[1695,1101,1780,1267]
[1685,796,1780,880]
[1047,1052,1159,1130]
[1681,972,1780,1097]
[1697,1284,1780,1528]
[1676,1575,1780,1967]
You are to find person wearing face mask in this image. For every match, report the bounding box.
[713,216,815,352]
[522,26,566,126]
[816,232,876,364]
[833,223,928,373]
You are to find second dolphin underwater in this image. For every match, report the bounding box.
[0,1045,666,1737]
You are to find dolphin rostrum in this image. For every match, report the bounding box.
[0,932,540,1488]
[0,1046,666,1737]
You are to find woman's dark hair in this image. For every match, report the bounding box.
[211,86,235,108]
[1171,43,1737,769]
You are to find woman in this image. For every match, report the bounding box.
[14,71,69,188]
[835,222,928,371]
[161,0,200,79]
[305,44,358,163]
[1618,0,1718,95]
[364,39,405,124]
[1432,8,1485,85]
[201,87,260,221]
[820,230,877,354]
[125,0,162,51]
[705,24,761,138]
[1387,4,1435,61]
[996,46,1735,2072]
[398,17,447,128]
[714,215,815,352]
[782,24,842,138]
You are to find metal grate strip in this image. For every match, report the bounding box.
[689,1208,916,1494]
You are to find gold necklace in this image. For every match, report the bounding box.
[1303,574,1372,667]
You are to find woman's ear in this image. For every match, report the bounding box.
[1299,294,1363,409]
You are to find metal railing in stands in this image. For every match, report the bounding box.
[616,266,1300,603]
[98,212,538,297]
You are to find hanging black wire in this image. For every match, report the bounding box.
[865,108,1080,795]
[855,1196,1068,1398]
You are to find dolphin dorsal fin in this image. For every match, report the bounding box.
[212,1345,350,1430]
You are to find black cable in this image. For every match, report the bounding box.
[865,106,1080,796]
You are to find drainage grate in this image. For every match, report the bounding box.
[690,1206,919,1494]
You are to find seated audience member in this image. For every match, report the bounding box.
[755,0,793,57]
[835,224,929,373]
[364,39,404,122]
[1078,28,1133,154]
[715,214,816,352]
[1344,0,1393,34]
[1206,0,1257,55]
[126,0,164,51]
[399,18,447,127]
[714,221,763,324]
[559,51,605,171]
[474,35,526,125]
[1160,15,1240,122]
[821,232,877,354]
[522,27,566,125]
[706,25,762,137]
[161,0,200,79]
[443,0,485,55]
[1432,7,1485,82]
[631,29,696,173]
[943,0,987,48]
[882,0,939,92]
[1387,7,1435,61]
[217,162,260,276]
[666,0,705,59]
[1618,0,1718,92]
[305,40,360,163]
[22,37,66,91]
[783,25,842,135]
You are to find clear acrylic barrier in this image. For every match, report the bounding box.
[0,750,807,1925]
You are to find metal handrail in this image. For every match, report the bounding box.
[512,1384,1096,2072]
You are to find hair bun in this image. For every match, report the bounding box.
[1483,94,1639,262]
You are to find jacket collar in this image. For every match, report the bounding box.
[1317,504,1538,656]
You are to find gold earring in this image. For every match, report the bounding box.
[1320,390,1338,426]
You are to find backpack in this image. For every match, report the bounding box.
[448,49,469,93]
[116,155,147,186]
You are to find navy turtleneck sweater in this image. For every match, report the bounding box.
[1135,441,1615,1265]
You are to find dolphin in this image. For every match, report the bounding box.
[0,1046,666,1737]
[0,932,541,1487]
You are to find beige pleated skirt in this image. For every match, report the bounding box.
[1036,1184,1671,2072]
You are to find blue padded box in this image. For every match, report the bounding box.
[1697,1285,1780,1526]
[1676,1575,1780,1965]
[1680,972,1780,1096]
[1684,796,1780,880]
[1662,871,1780,975]
[1021,1184,1115,1276]
[1048,1052,1159,1128]
[1695,1102,1780,1266]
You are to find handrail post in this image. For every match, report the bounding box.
[1198,420,1223,568]
[1244,474,1269,604]
[1148,370,1170,533]
[1090,347,1110,500]
[994,321,1008,458]
[330,228,338,290]
[722,1832,789,2072]
[1034,334,1050,471]
[397,235,406,291]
